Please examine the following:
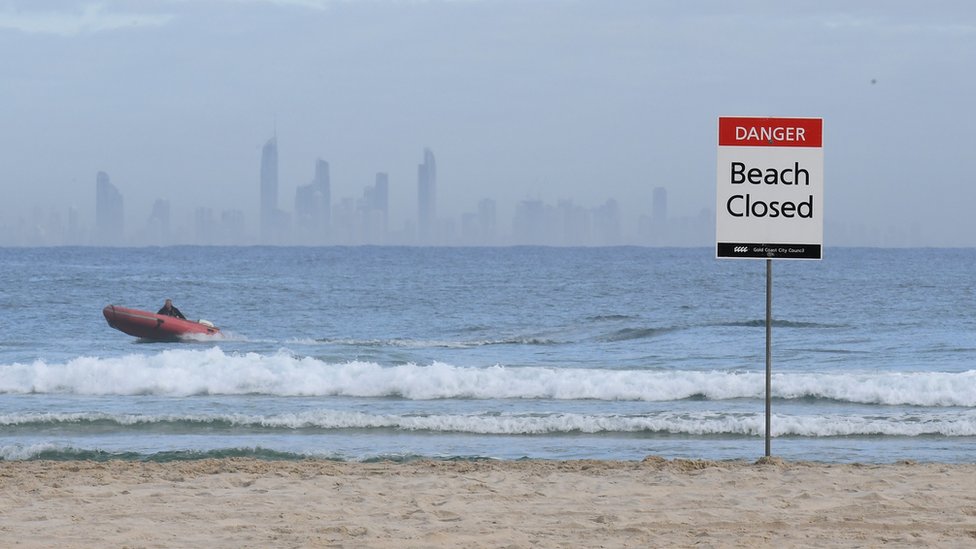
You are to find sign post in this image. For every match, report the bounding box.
[716,116,823,456]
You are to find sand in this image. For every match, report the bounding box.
[2,457,975,548]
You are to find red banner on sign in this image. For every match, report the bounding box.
[719,117,823,148]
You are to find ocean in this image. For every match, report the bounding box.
[1,246,975,463]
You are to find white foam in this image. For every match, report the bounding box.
[4,409,976,437]
[2,348,976,406]
[0,442,63,461]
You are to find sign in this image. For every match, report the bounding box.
[716,117,823,260]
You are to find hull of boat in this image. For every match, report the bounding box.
[102,305,220,341]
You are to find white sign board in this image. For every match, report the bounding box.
[716,117,823,260]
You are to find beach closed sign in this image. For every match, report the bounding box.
[716,116,823,260]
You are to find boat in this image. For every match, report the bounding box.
[102,304,221,341]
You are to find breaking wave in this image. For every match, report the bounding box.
[4,409,976,437]
[2,348,976,406]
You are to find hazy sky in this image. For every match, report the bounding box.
[3,0,975,244]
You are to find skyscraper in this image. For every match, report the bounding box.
[259,136,278,242]
[357,172,390,244]
[94,171,124,245]
[295,158,331,243]
[417,148,436,244]
[645,186,669,245]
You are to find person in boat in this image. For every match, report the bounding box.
[157,299,187,320]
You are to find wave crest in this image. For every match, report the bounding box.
[2,348,976,406]
[5,410,976,438]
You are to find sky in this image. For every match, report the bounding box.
[2,0,975,245]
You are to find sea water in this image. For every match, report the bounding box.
[1,246,975,463]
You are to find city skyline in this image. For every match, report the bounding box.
[2,2,974,248]
[4,138,722,247]
[1,134,922,248]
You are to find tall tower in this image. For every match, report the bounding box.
[94,171,124,245]
[417,147,436,244]
[259,136,278,242]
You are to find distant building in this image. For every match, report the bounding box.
[294,158,332,244]
[417,148,436,244]
[640,187,669,245]
[331,197,356,245]
[592,199,621,246]
[94,171,124,245]
[352,172,390,244]
[259,136,279,242]
[513,199,550,245]
[558,200,589,246]
[146,199,171,245]
[459,198,497,245]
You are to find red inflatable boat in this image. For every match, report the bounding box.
[102,305,221,341]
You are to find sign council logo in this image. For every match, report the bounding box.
[716,117,823,260]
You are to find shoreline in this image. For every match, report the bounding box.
[3,457,975,547]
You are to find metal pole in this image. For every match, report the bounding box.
[765,258,772,457]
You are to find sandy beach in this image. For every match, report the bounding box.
[1,458,974,548]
